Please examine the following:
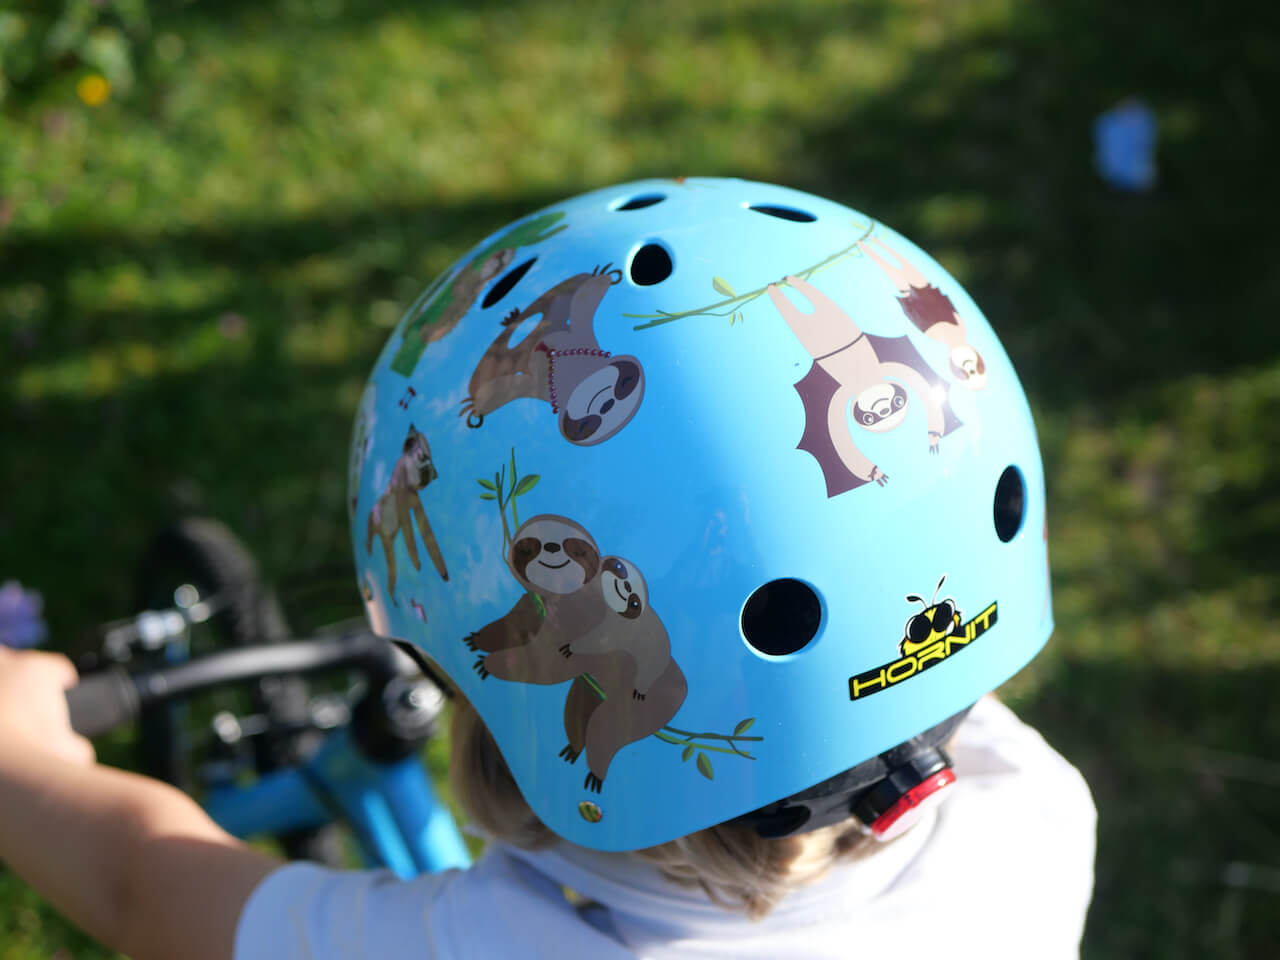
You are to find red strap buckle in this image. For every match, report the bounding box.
[869,768,957,841]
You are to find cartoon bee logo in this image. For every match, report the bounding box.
[899,575,962,656]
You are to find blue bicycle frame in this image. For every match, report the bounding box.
[64,626,474,879]
[206,727,471,877]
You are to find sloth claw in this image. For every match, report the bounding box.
[473,656,489,680]
[584,772,604,793]
[559,745,581,764]
[558,643,573,658]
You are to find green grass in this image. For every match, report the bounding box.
[2,0,1278,957]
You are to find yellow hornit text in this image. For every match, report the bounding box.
[848,602,998,700]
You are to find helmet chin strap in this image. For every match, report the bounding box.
[732,706,973,840]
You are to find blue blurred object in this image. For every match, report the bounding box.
[0,580,48,648]
[1093,99,1158,191]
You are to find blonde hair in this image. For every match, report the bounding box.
[448,695,874,919]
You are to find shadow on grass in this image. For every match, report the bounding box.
[1022,658,1280,960]
[0,191,570,354]
[0,188,580,650]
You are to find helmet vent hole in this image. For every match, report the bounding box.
[993,465,1026,543]
[629,242,674,286]
[748,204,817,223]
[482,257,537,309]
[612,193,666,211]
[741,579,822,656]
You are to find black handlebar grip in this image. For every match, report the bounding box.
[66,667,141,737]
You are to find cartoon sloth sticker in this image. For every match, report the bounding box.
[766,274,963,497]
[366,425,448,601]
[389,211,567,377]
[417,246,514,342]
[459,266,645,446]
[857,237,988,390]
[899,575,962,657]
[466,515,687,793]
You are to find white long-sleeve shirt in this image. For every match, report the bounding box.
[235,696,1096,959]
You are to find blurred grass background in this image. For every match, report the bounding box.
[2,0,1278,956]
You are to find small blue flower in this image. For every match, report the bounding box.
[1093,99,1158,192]
[0,581,48,649]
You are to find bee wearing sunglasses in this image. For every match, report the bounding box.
[899,575,962,657]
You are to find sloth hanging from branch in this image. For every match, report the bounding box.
[766,275,963,497]
[857,237,989,391]
[460,265,645,447]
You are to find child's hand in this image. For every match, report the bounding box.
[0,647,96,765]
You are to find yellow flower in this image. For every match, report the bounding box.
[76,74,111,107]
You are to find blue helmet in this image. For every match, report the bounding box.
[349,178,1052,851]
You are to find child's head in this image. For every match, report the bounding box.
[348,178,1052,894]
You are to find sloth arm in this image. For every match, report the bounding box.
[825,384,878,482]
[393,487,420,569]
[857,238,929,290]
[561,278,604,340]
[467,593,543,653]
[408,495,448,580]
[484,631,582,685]
[881,361,945,438]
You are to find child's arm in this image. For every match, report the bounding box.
[0,647,283,960]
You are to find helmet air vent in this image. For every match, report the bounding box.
[481,257,537,309]
[741,579,822,656]
[993,465,1026,543]
[628,242,674,286]
[747,204,817,223]
[612,193,666,211]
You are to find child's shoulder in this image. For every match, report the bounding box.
[951,694,1094,798]
[233,844,635,960]
[881,695,1096,953]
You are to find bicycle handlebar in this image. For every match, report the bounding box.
[67,629,395,738]
[65,668,142,737]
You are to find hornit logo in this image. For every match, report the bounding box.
[848,575,997,701]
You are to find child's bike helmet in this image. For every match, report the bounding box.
[349,178,1052,851]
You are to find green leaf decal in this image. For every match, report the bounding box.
[733,718,755,735]
[477,478,498,491]
[696,752,714,780]
[730,311,742,326]
[478,492,497,501]
[682,745,695,762]
[712,276,737,297]
[514,474,540,495]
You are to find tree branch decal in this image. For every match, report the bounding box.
[623,221,876,330]
[654,716,763,781]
